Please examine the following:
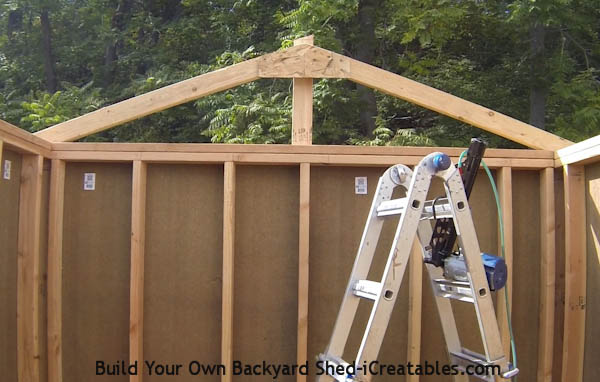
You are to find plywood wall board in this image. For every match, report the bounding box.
[512,171,542,382]
[233,166,299,382]
[307,166,380,373]
[552,170,566,381]
[62,162,132,381]
[0,149,22,382]
[143,164,223,381]
[454,173,497,358]
[307,166,410,381]
[583,162,600,382]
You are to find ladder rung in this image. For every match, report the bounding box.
[376,197,408,217]
[377,197,453,219]
[317,354,353,382]
[433,278,474,303]
[352,279,382,301]
[449,349,505,382]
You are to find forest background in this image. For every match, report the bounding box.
[0,0,598,147]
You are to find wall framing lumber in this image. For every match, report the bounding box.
[0,119,52,156]
[50,143,555,159]
[555,135,600,166]
[130,161,147,382]
[47,159,66,382]
[257,44,350,78]
[222,162,235,382]
[561,164,586,382]
[297,163,310,382]
[292,37,314,145]
[17,154,44,382]
[30,41,570,149]
[50,149,555,169]
[495,168,513,362]
[35,60,261,142]
[538,167,555,382]
[346,60,571,151]
[407,241,422,382]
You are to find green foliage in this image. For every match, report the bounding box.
[0,0,598,146]
[200,82,292,143]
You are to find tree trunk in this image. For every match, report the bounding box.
[104,0,133,86]
[40,9,57,93]
[529,22,546,129]
[356,0,378,138]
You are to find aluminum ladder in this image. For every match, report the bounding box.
[317,152,518,382]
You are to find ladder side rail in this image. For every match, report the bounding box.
[443,169,507,368]
[323,167,412,361]
[354,157,443,377]
[416,221,463,350]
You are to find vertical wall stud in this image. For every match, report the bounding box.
[130,160,147,382]
[48,159,66,382]
[297,162,310,382]
[222,162,236,382]
[17,154,44,382]
[538,167,555,382]
[561,164,585,382]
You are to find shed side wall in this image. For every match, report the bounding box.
[62,162,132,381]
[0,149,22,381]
[584,162,600,382]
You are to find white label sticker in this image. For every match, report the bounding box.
[83,172,96,190]
[355,176,367,194]
[3,160,11,180]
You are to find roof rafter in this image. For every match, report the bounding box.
[34,43,572,150]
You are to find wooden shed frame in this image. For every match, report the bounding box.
[0,37,597,382]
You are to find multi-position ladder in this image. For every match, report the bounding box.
[317,150,519,382]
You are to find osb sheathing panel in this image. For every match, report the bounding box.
[144,164,223,381]
[0,149,21,381]
[511,171,541,382]
[40,159,50,382]
[63,162,132,381]
[308,166,410,381]
[584,162,600,382]
[234,166,299,382]
[553,169,566,380]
